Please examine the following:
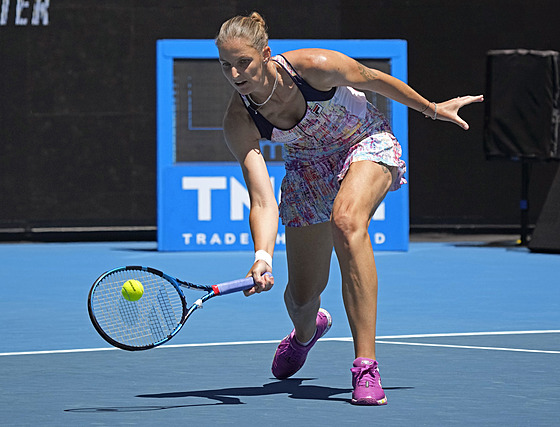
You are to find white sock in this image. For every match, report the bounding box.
[296,328,317,347]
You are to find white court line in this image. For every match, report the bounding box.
[375,341,560,354]
[374,330,560,339]
[1,330,559,357]
[0,340,281,357]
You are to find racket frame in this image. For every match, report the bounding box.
[87,266,255,351]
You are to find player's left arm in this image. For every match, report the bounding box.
[297,48,483,130]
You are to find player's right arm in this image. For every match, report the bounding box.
[223,94,277,295]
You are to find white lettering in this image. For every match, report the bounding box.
[373,202,385,221]
[15,0,29,25]
[185,231,377,246]
[1,0,50,25]
[374,233,386,245]
[31,0,48,25]
[230,177,250,221]
[181,232,255,246]
[209,233,222,245]
[182,177,227,221]
[1,0,9,25]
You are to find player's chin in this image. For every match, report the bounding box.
[233,80,251,94]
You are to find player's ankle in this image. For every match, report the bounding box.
[295,328,317,346]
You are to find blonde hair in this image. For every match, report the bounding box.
[215,12,269,53]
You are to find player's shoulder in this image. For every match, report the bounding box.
[281,48,347,72]
[281,48,350,90]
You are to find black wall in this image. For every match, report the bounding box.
[1,0,558,237]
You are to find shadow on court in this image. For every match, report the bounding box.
[63,378,414,412]
[137,378,351,404]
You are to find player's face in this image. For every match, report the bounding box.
[218,38,269,95]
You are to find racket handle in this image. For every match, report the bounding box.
[212,273,272,296]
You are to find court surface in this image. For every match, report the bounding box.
[0,238,559,426]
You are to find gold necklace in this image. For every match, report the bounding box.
[247,64,278,108]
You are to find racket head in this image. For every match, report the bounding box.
[88,266,188,351]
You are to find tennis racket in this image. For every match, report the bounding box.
[88,266,268,351]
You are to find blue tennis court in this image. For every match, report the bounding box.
[0,238,559,425]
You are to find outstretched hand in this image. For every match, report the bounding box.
[432,95,484,130]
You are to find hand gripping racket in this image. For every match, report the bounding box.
[88,266,268,351]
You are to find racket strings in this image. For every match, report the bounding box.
[118,298,139,325]
[156,286,179,331]
[90,270,184,348]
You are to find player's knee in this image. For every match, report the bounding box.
[331,204,367,245]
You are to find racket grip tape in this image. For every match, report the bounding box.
[212,277,255,295]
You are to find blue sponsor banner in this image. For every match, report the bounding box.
[158,162,408,251]
[157,40,409,251]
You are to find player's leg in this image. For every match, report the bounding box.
[284,222,333,343]
[331,160,395,360]
[271,221,334,379]
[331,160,395,405]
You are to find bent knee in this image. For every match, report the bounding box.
[331,211,370,248]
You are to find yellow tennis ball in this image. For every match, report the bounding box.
[121,279,144,302]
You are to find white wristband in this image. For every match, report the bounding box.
[254,250,272,269]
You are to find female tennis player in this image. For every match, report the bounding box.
[215,12,483,405]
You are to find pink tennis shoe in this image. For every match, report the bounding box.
[271,308,332,379]
[351,358,387,405]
